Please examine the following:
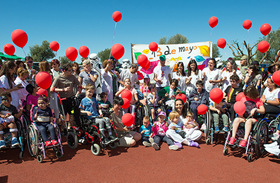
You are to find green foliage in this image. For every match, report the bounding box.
[212,44,221,58]
[158,34,188,44]
[98,48,111,63]
[60,56,71,65]
[255,27,280,62]
[29,40,55,62]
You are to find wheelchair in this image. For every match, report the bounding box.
[27,105,64,163]
[223,114,269,162]
[267,113,280,141]
[0,119,25,159]
[66,94,119,156]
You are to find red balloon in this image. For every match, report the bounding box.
[143,61,151,70]
[122,98,130,109]
[234,101,246,116]
[137,71,144,80]
[35,72,52,89]
[79,46,90,58]
[208,16,218,28]
[122,113,134,127]
[121,89,132,101]
[137,54,148,67]
[257,41,269,53]
[260,23,271,36]
[149,42,158,52]
[197,104,208,115]
[272,70,280,86]
[50,41,60,52]
[37,88,48,97]
[112,11,122,22]
[3,44,15,56]
[217,38,227,49]
[175,93,187,103]
[243,20,252,30]
[111,43,124,60]
[210,88,223,104]
[65,47,78,61]
[11,29,28,48]
[236,92,245,102]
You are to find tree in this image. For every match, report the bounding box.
[29,40,55,62]
[59,56,71,65]
[255,27,280,63]
[158,34,188,44]
[98,48,111,62]
[212,44,221,58]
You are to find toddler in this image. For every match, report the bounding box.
[182,111,202,143]
[139,116,152,147]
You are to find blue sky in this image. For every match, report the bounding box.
[0,0,279,64]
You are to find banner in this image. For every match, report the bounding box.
[131,41,212,71]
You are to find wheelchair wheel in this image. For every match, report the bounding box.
[56,149,63,158]
[91,143,101,156]
[19,151,24,159]
[66,132,78,149]
[21,113,30,138]
[37,155,43,163]
[223,148,228,156]
[27,125,38,157]
[247,154,253,162]
[108,141,117,149]
[205,111,212,139]
[255,120,268,157]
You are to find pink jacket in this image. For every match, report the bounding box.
[151,121,169,137]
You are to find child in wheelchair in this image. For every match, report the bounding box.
[98,92,112,117]
[80,84,117,144]
[0,92,23,149]
[33,96,58,147]
[146,84,162,122]
[209,98,229,133]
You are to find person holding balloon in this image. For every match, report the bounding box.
[229,85,265,147]
[109,96,141,147]
[202,58,222,93]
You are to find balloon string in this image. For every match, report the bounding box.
[209,28,213,43]
[56,52,58,58]
[22,48,26,57]
[247,30,249,65]
[224,50,228,57]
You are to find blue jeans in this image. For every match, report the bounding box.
[277,120,280,131]
[37,122,56,142]
[153,135,174,146]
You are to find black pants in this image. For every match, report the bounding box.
[178,131,186,139]
[61,97,74,115]
[264,104,280,114]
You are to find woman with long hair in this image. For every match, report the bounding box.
[14,68,29,103]
[202,58,222,92]
[72,62,80,79]
[186,59,202,94]
[173,62,189,93]
[243,65,261,90]
[51,59,61,79]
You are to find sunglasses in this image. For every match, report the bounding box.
[27,61,33,64]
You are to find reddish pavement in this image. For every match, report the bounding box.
[0,135,279,183]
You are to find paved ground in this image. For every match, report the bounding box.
[0,135,279,183]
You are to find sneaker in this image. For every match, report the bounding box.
[239,139,247,148]
[228,137,236,145]
[149,137,154,144]
[45,141,52,147]
[264,141,278,148]
[174,141,183,149]
[189,141,199,148]
[200,123,206,131]
[169,145,179,150]
[271,132,280,141]
[215,127,220,133]
[222,126,229,133]
[152,142,159,150]
[143,141,151,147]
[0,140,6,149]
[11,137,19,147]
[265,144,280,156]
[51,140,58,146]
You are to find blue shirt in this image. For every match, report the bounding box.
[79,97,99,119]
[169,123,183,133]
[139,124,152,137]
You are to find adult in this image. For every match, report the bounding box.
[186,59,202,95]
[15,60,27,79]
[119,63,139,89]
[89,53,102,100]
[25,56,36,83]
[0,61,22,109]
[154,55,172,94]
[72,62,80,79]
[14,68,29,103]
[221,58,243,91]
[238,55,248,80]
[101,60,120,105]
[264,61,280,88]
[261,77,280,114]
[172,62,187,93]
[243,65,261,90]
[109,96,141,147]
[50,59,62,79]
[78,59,98,93]
[202,58,222,92]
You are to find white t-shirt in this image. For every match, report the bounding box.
[172,72,187,92]
[0,75,20,109]
[120,69,139,88]
[190,70,202,87]
[202,67,221,92]
[221,70,243,91]
[14,77,29,101]
[263,88,280,107]
[154,65,171,87]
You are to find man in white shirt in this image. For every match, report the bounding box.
[153,55,172,93]
[119,63,139,89]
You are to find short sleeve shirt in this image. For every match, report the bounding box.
[51,74,80,98]
[169,123,183,133]
[37,107,52,118]
[147,93,158,106]
[26,94,40,106]
[79,71,98,92]
[263,88,280,107]
[79,97,99,119]
[120,69,139,88]
[0,104,18,116]
[139,124,152,137]
[202,67,221,92]
[154,65,171,87]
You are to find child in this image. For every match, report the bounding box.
[140,74,150,97]
[182,111,202,143]
[80,84,117,144]
[33,96,58,147]
[209,99,229,133]
[146,84,162,122]
[139,116,152,147]
[0,92,22,149]
[166,111,199,148]
[150,111,179,150]
[115,78,138,116]
[25,84,40,111]
[98,92,112,117]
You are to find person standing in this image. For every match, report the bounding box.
[238,55,248,80]
[202,58,222,92]
[154,55,172,94]
[119,63,139,89]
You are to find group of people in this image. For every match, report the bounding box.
[0,52,279,157]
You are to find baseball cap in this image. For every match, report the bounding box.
[240,55,247,60]
[158,111,166,117]
[159,55,166,61]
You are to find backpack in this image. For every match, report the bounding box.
[243,100,257,118]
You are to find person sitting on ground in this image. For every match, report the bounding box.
[146,84,162,122]
[109,96,141,147]
[139,116,153,147]
[79,84,117,144]
[0,92,22,149]
[182,111,202,143]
